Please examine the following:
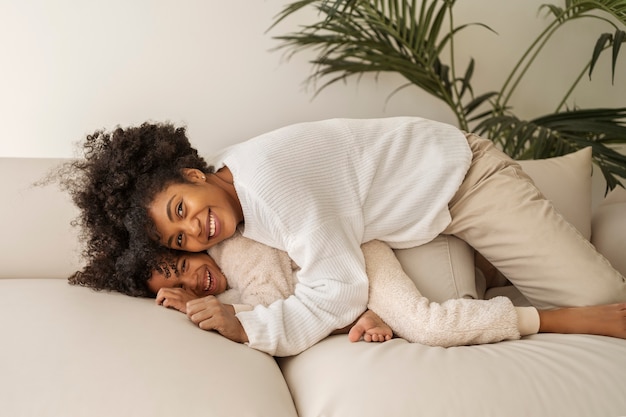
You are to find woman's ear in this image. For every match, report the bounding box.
[181,168,207,183]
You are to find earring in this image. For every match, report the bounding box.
[202,175,206,180]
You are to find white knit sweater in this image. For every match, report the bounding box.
[212,233,538,348]
[211,117,476,356]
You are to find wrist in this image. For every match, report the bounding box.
[225,304,235,315]
[538,308,576,334]
[237,317,249,343]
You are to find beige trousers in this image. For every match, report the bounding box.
[444,133,626,309]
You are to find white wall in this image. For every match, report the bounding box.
[1,0,624,158]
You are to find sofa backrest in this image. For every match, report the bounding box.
[0,147,602,280]
[0,157,83,279]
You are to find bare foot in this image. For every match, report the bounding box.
[348,310,393,343]
[539,303,626,338]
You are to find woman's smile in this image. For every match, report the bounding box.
[148,167,243,252]
[207,210,216,239]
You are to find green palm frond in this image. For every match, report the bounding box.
[589,29,626,83]
[272,0,495,129]
[566,0,626,23]
[541,0,626,23]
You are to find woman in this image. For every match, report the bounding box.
[63,118,626,356]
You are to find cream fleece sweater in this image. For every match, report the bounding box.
[211,233,539,348]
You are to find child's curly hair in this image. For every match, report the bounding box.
[54,122,212,297]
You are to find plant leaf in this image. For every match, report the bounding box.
[463,91,498,116]
[612,29,626,83]
[540,4,565,22]
[589,32,613,79]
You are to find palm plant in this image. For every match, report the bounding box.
[270,0,626,190]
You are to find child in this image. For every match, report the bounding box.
[148,239,392,343]
[149,233,539,347]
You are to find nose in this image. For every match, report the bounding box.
[183,217,202,238]
[180,270,198,291]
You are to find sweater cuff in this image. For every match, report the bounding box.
[233,304,254,314]
[515,306,540,336]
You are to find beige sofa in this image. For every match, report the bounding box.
[2,148,625,417]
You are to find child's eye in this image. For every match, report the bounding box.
[181,259,188,273]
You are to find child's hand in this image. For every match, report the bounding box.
[186,296,249,344]
[155,288,198,313]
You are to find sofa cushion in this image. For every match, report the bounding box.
[278,333,626,417]
[393,235,477,303]
[591,186,626,276]
[0,279,298,417]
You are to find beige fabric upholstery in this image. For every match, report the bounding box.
[278,333,626,417]
[394,234,477,303]
[0,279,297,417]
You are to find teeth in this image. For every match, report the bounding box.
[209,214,216,237]
[205,269,212,291]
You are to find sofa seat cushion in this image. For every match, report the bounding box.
[278,333,626,417]
[0,279,298,417]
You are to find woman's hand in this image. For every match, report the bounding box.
[155,288,198,313]
[186,296,249,344]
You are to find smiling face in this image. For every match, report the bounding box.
[148,168,243,252]
[147,251,228,297]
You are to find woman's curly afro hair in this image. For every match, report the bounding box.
[55,122,212,297]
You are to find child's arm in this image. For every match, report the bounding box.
[209,232,296,307]
[362,240,534,347]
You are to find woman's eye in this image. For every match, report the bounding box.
[176,202,183,217]
[176,233,183,247]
